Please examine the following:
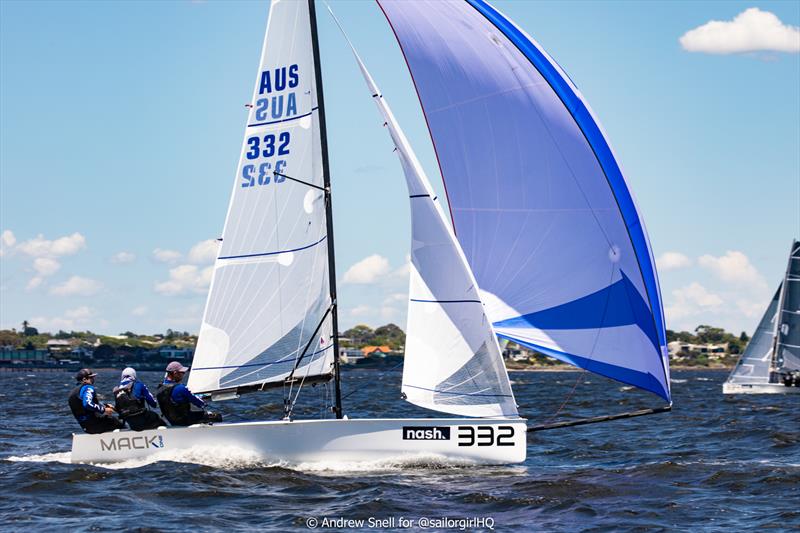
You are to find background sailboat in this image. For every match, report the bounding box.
[724,240,800,394]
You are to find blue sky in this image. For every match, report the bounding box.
[1,0,798,336]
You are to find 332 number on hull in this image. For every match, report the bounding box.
[458,425,515,447]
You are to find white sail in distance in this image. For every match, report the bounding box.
[189,0,334,395]
[328,7,517,418]
[725,285,780,385]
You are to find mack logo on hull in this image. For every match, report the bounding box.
[402,426,451,440]
[100,435,164,451]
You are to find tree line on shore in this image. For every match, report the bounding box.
[1,320,749,368]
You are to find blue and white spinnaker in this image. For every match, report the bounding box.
[379,0,671,402]
[328,5,517,418]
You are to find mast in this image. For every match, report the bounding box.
[308,0,343,419]
[771,240,797,372]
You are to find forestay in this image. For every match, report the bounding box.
[189,0,333,395]
[330,8,517,418]
[726,286,780,385]
[378,0,670,402]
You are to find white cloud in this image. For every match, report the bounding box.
[698,250,766,288]
[382,293,407,305]
[154,264,213,295]
[33,257,61,276]
[736,298,766,319]
[64,306,93,320]
[656,251,691,271]
[30,306,97,332]
[187,239,220,264]
[379,306,399,320]
[50,276,103,296]
[0,229,15,256]
[26,257,62,290]
[17,232,86,257]
[131,305,148,316]
[111,251,136,264]
[392,255,411,278]
[349,304,373,317]
[664,282,723,323]
[680,8,800,54]
[342,254,391,284]
[153,248,182,264]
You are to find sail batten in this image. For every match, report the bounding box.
[378,0,670,402]
[188,0,334,395]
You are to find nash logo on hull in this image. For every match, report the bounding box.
[100,435,164,452]
[402,426,451,441]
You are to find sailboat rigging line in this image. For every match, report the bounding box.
[315,359,406,419]
[308,0,343,420]
[273,171,326,191]
[527,405,672,432]
[217,235,327,260]
[281,306,334,417]
[285,303,334,388]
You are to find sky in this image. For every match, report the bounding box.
[1,0,798,337]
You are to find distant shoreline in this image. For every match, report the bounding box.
[0,364,733,374]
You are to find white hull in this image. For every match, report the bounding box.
[71,418,527,465]
[722,382,800,395]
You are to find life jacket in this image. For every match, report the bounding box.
[68,384,99,424]
[156,382,190,425]
[114,381,146,419]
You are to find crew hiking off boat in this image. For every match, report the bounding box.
[68,368,124,435]
[114,367,167,431]
[156,362,222,426]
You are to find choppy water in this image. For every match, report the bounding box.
[1,368,798,531]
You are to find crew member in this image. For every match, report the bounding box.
[114,367,167,431]
[68,369,124,434]
[156,361,222,426]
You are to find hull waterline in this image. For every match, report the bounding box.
[71,418,527,465]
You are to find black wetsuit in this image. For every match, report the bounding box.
[156,381,222,427]
[114,380,166,431]
[68,383,124,434]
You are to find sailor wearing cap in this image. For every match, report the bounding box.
[68,369,124,434]
[156,361,223,426]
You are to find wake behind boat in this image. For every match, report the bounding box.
[72,0,672,465]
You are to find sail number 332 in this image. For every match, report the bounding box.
[458,425,515,447]
[241,132,291,188]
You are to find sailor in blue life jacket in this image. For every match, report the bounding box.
[68,369,124,434]
[114,367,167,431]
[156,361,223,426]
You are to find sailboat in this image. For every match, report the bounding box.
[71,0,671,465]
[723,240,800,394]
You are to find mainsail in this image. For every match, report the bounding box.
[775,240,800,371]
[726,285,781,385]
[378,0,670,402]
[329,7,517,418]
[189,0,334,395]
